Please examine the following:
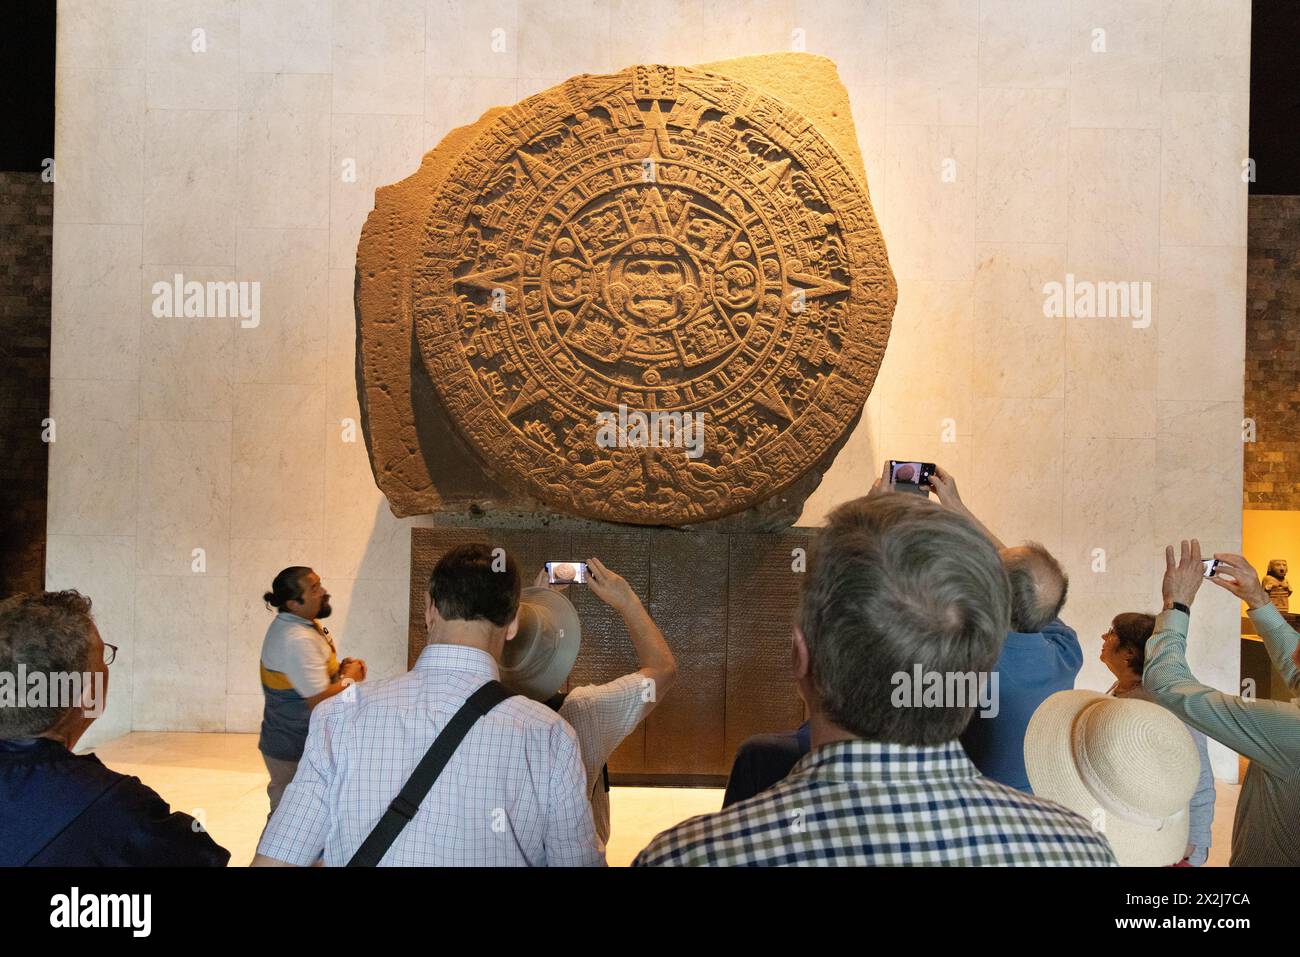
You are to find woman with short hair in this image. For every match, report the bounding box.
[1100,611,1216,865]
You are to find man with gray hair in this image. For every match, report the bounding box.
[0,591,230,866]
[634,493,1114,866]
[927,466,1082,792]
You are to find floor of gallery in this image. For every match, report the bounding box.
[89,732,1241,867]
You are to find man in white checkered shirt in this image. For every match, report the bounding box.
[252,544,604,867]
[634,492,1117,867]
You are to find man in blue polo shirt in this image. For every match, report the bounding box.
[928,467,1081,791]
[720,465,1079,803]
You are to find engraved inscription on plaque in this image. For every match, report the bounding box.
[413,64,895,525]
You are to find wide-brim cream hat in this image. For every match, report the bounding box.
[1024,690,1201,867]
[500,586,582,701]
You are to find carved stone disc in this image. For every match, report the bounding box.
[414,64,895,525]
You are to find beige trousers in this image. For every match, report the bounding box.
[262,753,299,819]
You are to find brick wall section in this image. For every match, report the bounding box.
[1245,195,1300,509]
[0,171,52,595]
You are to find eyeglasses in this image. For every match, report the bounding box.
[103,643,118,666]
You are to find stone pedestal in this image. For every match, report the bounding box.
[410,525,810,784]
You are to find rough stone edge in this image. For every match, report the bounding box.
[355,53,891,529]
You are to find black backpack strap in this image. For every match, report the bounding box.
[347,679,514,867]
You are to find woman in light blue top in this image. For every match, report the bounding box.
[1101,611,1215,865]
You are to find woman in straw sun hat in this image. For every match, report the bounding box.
[1024,690,1201,867]
[1099,612,1216,865]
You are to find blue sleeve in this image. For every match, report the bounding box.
[1041,618,1084,678]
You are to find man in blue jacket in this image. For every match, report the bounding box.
[721,465,1079,803]
[0,590,229,866]
[928,467,1081,791]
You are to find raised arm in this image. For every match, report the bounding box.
[926,465,1006,549]
[586,557,678,699]
[1143,541,1300,778]
[1207,552,1300,693]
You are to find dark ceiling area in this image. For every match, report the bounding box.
[0,2,1295,183]
[0,3,55,173]
[1249,0,1300,194]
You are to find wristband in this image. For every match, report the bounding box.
[1172,601,1190,615]
[339,676,356,689]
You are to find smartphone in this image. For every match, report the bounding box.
[1201,558,1223,579]
[887,460,936,494]
[545,561,589,584]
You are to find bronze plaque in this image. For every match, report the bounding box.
[409,63,895,526]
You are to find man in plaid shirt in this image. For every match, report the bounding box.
[634,493,1116,867]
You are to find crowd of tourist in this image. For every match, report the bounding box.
[2,465,1297,867]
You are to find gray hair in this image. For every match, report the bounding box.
[1003,542,1068,633]
[798,495,1011,745]
[0,590,96,738]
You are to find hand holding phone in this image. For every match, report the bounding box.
[886,460,937,495]
[585,557,638,613]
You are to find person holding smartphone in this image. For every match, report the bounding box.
[924,465,1080,793]
[1144,541,1300,866]
[533,557,677,843]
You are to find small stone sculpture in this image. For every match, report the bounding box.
[1263,559,1291,613]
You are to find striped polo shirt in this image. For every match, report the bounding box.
[259,612,339,762]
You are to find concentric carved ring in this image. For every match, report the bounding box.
[413,64,896,525]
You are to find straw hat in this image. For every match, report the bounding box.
[500,586,581,701]
[1024,690,1200,867]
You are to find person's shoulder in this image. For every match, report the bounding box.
[633,814,714,866]
[283,625,330,651]
[561,672,644,712]
[265,613,310,636]
[264,616,327,656]
[975,779,1117,862]
[493,693,571,731]
[634,784,798,866]
[42,748,132,796]
[1006,618,1078,646]
[314,668,422,726]
[85,768,177,824]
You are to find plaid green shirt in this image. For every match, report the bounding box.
[633,739,1117,866]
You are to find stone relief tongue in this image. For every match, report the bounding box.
[356,54,896,527]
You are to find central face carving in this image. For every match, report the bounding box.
[606,237,700,329]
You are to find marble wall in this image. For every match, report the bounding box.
[51,0,1250,779]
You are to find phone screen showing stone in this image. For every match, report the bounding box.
[887,460,936,494]
[1202,559,1223,579]
[546,562,588,585]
